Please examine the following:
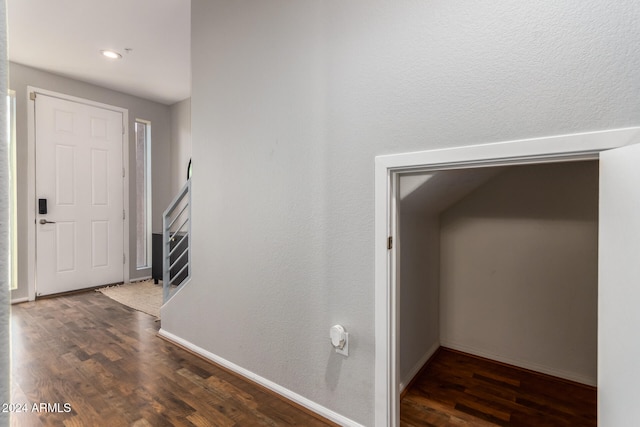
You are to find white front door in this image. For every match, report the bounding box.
[598,141,640,426]
[35,93,125,296]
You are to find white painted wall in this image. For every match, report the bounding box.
[163,1,640,424]
[9,62,174,299]
[440,162,599,385]
[170,98,192,195]
[599,143,640,426]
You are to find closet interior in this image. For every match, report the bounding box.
[398,161,598,425]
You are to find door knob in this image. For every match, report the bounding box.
[39,219,56,225]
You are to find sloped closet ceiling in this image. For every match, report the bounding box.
[400,167,505,215]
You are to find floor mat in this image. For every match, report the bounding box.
[96,279,163,318]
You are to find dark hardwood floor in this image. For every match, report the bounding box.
[401,348,597,427]
[10,291,336,427]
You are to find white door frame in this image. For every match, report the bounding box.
[26,87,130,300]
[373,126,640,427]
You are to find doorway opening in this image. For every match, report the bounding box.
[397,161,598,425]
[373,127,640,427]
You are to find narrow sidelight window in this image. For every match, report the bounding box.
[135,120,152,269]
[7,90,17,290]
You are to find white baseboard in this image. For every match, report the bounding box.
[399,342,439,393]
[441,340,596,387]
[158,329,365,427]
[10,297,29,305]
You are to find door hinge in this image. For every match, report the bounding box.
[123,210,126,220]
[387,236,393,250]
[30,92,36,101]
[123,254,126,264]
[122,168,125,178]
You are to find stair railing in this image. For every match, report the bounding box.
[162,179,191,303]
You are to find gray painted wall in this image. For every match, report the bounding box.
[163,1,640,424]
[1,2,10,423]
[9,62,174,299]
[170,98,192,195]
[440,161,599,385]
[399,213,439,388]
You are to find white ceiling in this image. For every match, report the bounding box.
[7,0,191,105]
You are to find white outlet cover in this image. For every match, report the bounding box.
[330,325,346,348]
[329,325,348,356]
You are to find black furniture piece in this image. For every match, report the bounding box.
[152,233,162,284]
[152,232,189,286]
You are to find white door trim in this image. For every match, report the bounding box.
[373,126,640,427]
[26,87,130,300]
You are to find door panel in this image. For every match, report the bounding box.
[599,142,640,426]
[55,145,75,204]
[35,94,124,296]
[91,221,110,268]
[91,149,109,205]
[56,222,76,272]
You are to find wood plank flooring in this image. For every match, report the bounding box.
[401,348,597,427]
[10,291,336,427]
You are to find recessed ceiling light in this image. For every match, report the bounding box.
[101,50,122,59]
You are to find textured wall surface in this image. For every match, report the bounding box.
[163,1,640,424]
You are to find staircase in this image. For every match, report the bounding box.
[162,179,191,303]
